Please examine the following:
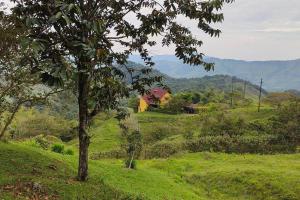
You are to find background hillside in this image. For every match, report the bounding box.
[124,62,267,98]
[129,55,300,91]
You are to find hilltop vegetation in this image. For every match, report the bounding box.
[130,55,300,91]
[123,61,266,98]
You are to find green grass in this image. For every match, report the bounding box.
[89,117,122,153]
[1,142,299,200]
[228,105,275,121]
[136,111,202,143]
[0,142,133,200]
[68,115,122,154]
[141,153,300,199]
[2,109,299,199]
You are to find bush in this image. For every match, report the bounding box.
[263,92,298,107]
[185,135,296,154]
[144,124,183,144]
[51,143,65,154]
[35,135,50,150]
[10,107,76,139]
[91,149,126,160]
[183,131,194,140]
[125,159,137,169]
[143,142,182,159]
[162,95,188,114]
[64,149,74,155]
[127,97,139,113]
[269,102,300,146]
[60,127,77,142]
[201,112,246,137]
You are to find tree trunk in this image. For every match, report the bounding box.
[0,102,21,139]
[77,68,90,181]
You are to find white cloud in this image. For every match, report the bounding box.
[1,0,299,60]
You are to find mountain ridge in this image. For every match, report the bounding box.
[123,61,267,98]
[129,55,300,91]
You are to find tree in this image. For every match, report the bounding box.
[127,96,140,113]
[163,94,190,113]
[0,6,60,139]
[12,0,233,181]
[270,101,300,147]
[263,92,298,108]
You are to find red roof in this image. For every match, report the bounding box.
[142,88,168,105]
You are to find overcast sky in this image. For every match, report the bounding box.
[1,0,299,61]
[200,0,300,61]
[151,0,300,61]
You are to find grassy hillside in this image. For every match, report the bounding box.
[0,143,133,200]
[1,142,299,200]
[1,105,299,199]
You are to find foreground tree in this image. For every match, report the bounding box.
[0,7,60,139]
[12,0,233,181]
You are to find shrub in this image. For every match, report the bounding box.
[127,97,139,113]
[201,112,246,137]
[183,131,194,140]
[185,135,296,154]
[125,159,137,169]
[10,107,76,139]
[263,92,298,107]
[143,142,182,159]
[248,120,270,132]
[162,94,191,114]
[60,127,77,142]
[51,143,65,154]
[35,135,50,150]
[119,115,143,169]
[91,149,126,160]
[144,124,183,144]
[269,102,300,146]
[64,149,74,155]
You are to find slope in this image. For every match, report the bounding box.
[1,141,299,200]
[129,55,300,91]
[122,61,266,97]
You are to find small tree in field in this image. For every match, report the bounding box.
[11,0,233,181]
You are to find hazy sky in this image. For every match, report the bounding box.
[1,0,300,61]
[201,0,300,61]
[150,0,300,61]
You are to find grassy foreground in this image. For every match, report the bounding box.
[0,142,299,200]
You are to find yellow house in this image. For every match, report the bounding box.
[138,88,171,112]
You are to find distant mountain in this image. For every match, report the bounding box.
[165,75,266,98]
[123,61,266,98]
[129,55,300,91]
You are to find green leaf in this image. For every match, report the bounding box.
[68,3,75,11]
[49,12,62,23]
[74,5,82,16]
[62,14,71,25]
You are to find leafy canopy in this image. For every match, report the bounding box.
[12,0,234,105]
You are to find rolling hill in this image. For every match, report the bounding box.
[123,61,267,97]
[129,55,300,91]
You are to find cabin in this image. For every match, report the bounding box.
[138,88,171,112]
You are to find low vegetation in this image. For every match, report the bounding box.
[1,142,299,200]
[1,88,299,199]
